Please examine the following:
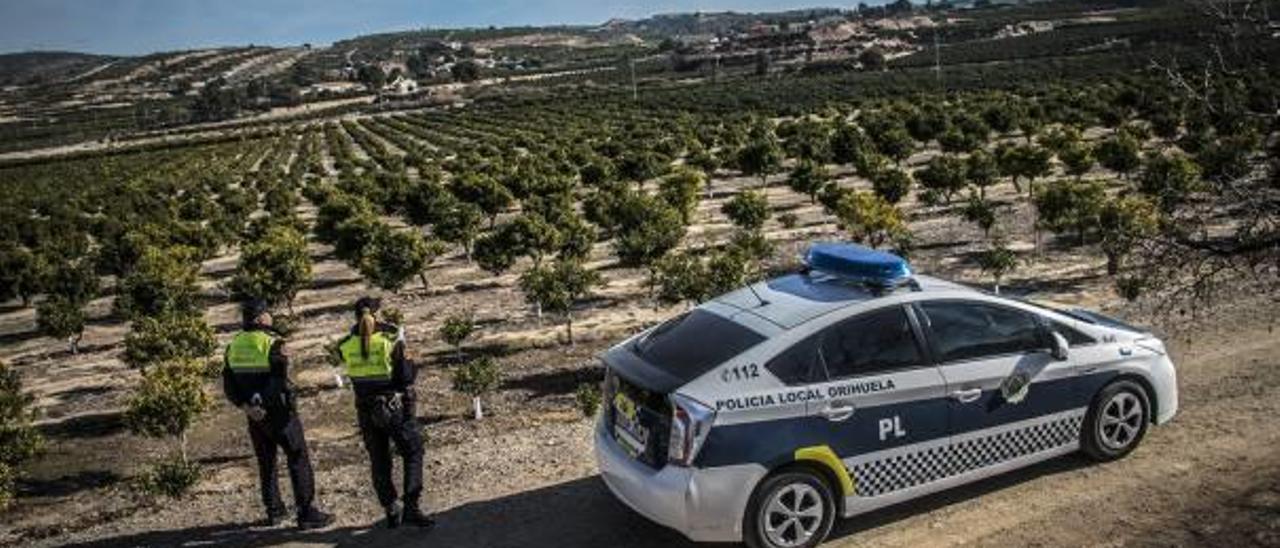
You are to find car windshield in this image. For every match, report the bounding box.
[632,309,765,381]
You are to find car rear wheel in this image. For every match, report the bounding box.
[1082,379,1150,461]
[744,469,836,548]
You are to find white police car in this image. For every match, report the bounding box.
[594,243,1177,548]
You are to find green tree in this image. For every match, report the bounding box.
[452,174,515,227]
[976,237,1018,294]
[858,47,886,71]
[1139,151,1202,211]
[1035,179,1107,245]
[834,191,908,249]
[125,359,210,488]
[230,225,312,312]
[787,161,830,203]
[871,126,915,166]
[114,246,202,320]
[452,356,501,420]
[915,154,968,204]
[965,149,999,199]
[871,167,913,204]
[0,361,44,509]
[722,190,771,231]
[360,229,444,292]
[36,297,86,354]
[830,123,872,167]
[735,133,783,187]
[658,169,704,224]
[1059,142,1095,180]
[1096,131,1142,179]
[613,197,686,274]
[434,200,484,260]
[451,60,481,83]
[996,143,1052,195]
[518,259,602,345]
[439,313,475,361]
[1099,195,1160,275]
[961,193,998,237]
[123,312,216,370]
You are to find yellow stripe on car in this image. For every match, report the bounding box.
[794,445,856,496]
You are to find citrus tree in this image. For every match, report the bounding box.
[125,359,210,496]
[518,259,602,346]
[452,356,501,420]
[230,224,312,312]
[0,361,44,509]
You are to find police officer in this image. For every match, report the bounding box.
[336,297,434,529]
[223,300,333,529]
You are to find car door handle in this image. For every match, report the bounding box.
[819,403,855,422]
[951,388,983,403]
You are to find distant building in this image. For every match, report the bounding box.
[382,75,419,96]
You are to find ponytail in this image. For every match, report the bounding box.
[358,308,377,359]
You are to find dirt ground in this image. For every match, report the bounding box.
[3,141,1278,546]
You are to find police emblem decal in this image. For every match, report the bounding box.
[1000,371,1031,404]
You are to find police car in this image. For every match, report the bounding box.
[594,243,1177,548]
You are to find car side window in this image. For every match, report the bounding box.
[1050,320,1095,346]
[920,301,1042,363]
[820,306,923,379]
[765,333,823,385]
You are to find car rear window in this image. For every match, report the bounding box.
[632,309,765,380]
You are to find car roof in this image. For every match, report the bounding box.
[712,272,973,330]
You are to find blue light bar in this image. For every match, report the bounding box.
[805,242,913,287]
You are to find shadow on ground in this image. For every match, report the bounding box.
[58,454,1093,548]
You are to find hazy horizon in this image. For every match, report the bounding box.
[0,0,867,57]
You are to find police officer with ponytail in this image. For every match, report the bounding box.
[223,300,333,529]
[336,297,434,529]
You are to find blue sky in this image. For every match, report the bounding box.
[0,1,860,56]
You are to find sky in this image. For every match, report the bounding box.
[0,0,860,56]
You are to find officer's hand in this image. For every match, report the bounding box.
[246,405,267,422]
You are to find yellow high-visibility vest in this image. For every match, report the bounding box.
[339,333,394,381]
[226,331,275,372]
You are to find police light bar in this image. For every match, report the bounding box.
[804,242,913,288]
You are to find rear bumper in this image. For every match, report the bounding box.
[594,418,765,543]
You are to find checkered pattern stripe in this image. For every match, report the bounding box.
[851,413,1084,497]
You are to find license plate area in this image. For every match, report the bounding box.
[612,392,649,459]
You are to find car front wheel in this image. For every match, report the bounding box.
[744,469,836,548]
[1082,379,1150,461]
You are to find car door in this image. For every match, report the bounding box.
[915,300,1083,466]
[802,305,949,494]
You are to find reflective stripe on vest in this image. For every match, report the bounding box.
[340,333,394,381]
[226,331,275,372]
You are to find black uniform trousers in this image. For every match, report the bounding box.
[247,410,317,515]
[356,395,425,510]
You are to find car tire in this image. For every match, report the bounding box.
[743,469,836,548]
[1081,379,1150,462]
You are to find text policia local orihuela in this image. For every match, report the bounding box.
[715,378,896,412]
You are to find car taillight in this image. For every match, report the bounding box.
[667,394,716,467]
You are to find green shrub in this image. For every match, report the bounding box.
[778,212,800,229]
[452,357,502,420]
[139,453,202,498]
[575,383,602,419]
[439,313,475,360]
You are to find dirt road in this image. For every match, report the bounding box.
[20,302,1280,548]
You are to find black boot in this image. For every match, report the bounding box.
[402,505,436,530]
[384,501,403,529]
[297,508,335,530]
[261,506,288,527]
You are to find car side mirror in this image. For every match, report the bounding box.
[1049,331,1069,361]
